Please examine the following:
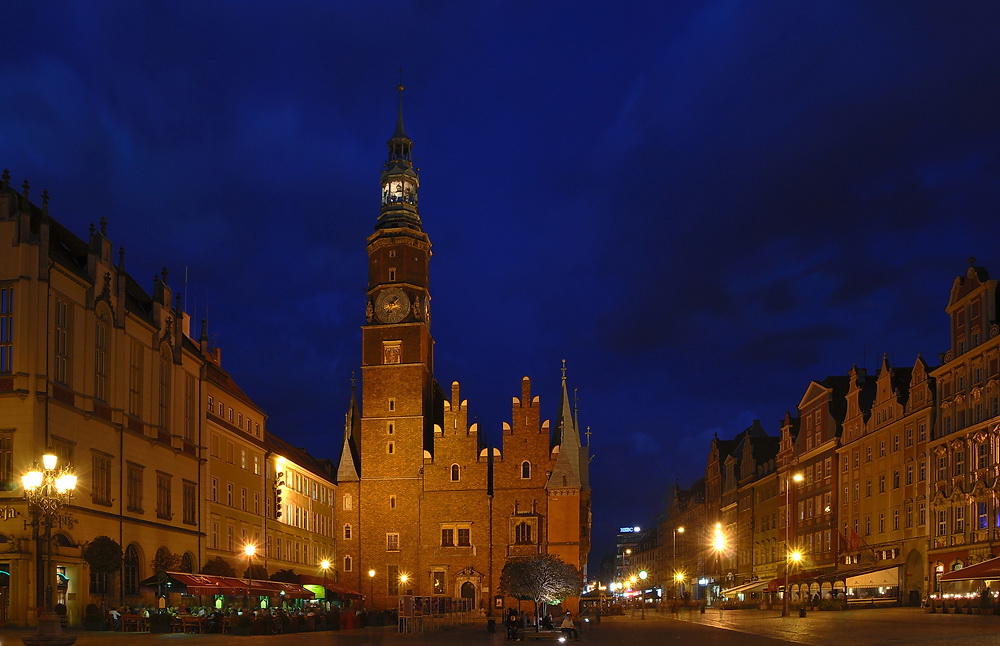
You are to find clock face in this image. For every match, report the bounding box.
[374,287,410,324]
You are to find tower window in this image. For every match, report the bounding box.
[388,268,397,281]
[389,250,396,258]
[388,442,394,454]
[388,423,394,435]
[451,464,460,482]
[344,555,352,571]
[390,495,396,509]
[521,461,531,479]
[344,524,352,540]
[389,399,395,411]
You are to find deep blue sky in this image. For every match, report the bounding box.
[3,2,1000,568]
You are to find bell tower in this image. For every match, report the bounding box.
[358,84,436,599]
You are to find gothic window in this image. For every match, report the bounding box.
[521,461,531,479]
[123,545,140,595]
[0,286,12,373]
[344,555,352,572]
[515,522,533,544]
[95,314,108,401]
[54,298,70,385]
[450,464,460,482]
[0,431,11,491]
[158,346,171,430]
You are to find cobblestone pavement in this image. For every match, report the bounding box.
[3,609,1000,646]
[648,605,1000,645]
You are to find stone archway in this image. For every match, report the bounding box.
[904,548,924,605]
[455,567,483,610]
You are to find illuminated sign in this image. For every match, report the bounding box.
[619,526,641,533]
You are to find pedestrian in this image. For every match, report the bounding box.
[506,609,518,640]
[560,611,578,641]
[518,610,529,641]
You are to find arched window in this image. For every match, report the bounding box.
[179,552,194,573]
[451,464,460,482]
[344,555,353,572]
[521,461,531,479]
[344,524,352,540]
[515,522,532,544]
[124,545,140,595]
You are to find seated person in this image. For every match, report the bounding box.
[560,612,578,640]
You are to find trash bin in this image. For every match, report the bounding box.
[487,618,496,632]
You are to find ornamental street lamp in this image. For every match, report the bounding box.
[369,569,376,610]
[781,472,804,618]
[21,452,78,646]
[244,544,256,609]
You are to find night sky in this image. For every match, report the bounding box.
[3,2,1000,569]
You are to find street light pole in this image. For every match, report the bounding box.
[21,452,78,646]
[368,569,376,611]
[638,571,648,619]
[320,560,331,611]
[244,544,255,610]
[781,472,803,618]
[672,527,684,599]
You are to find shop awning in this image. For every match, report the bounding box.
[845,565,899,588]
[139,571,313,599]
[139,571,242,595]
[297,574,363,598]
[721,580,768,596]
[940,556,1000,582]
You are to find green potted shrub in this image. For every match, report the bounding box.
[83,603,106,631]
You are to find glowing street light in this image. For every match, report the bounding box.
[320,560,331,610]
[369,569,376,610]
[244,544,256,609]
[21,452,78,645]
[782,472,804,618]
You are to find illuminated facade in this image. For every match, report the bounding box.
[334,89,591,613]
[0,177,202,625]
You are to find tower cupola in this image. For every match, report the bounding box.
[377,84,421,232]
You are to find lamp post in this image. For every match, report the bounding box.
[244,544,255,610]
[320,560,331,610]
[711,523,726,604]
[21,452,78,646]
[781,472,804,618]
[368,569,376,610]
[400,573,409,596]
[672,527,684,599]
[638,571,648,619]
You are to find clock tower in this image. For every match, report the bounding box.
[357,84,437,594]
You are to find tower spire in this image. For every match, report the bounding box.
[377,79,421,232]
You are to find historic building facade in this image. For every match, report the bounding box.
[928,261,1000,592]
[334,89,591,613]
[0,176,203,625]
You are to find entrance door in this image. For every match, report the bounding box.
[461,581,476,609]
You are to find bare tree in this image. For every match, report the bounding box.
[500,554,582,629]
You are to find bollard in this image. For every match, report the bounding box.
[798,607,806,618]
